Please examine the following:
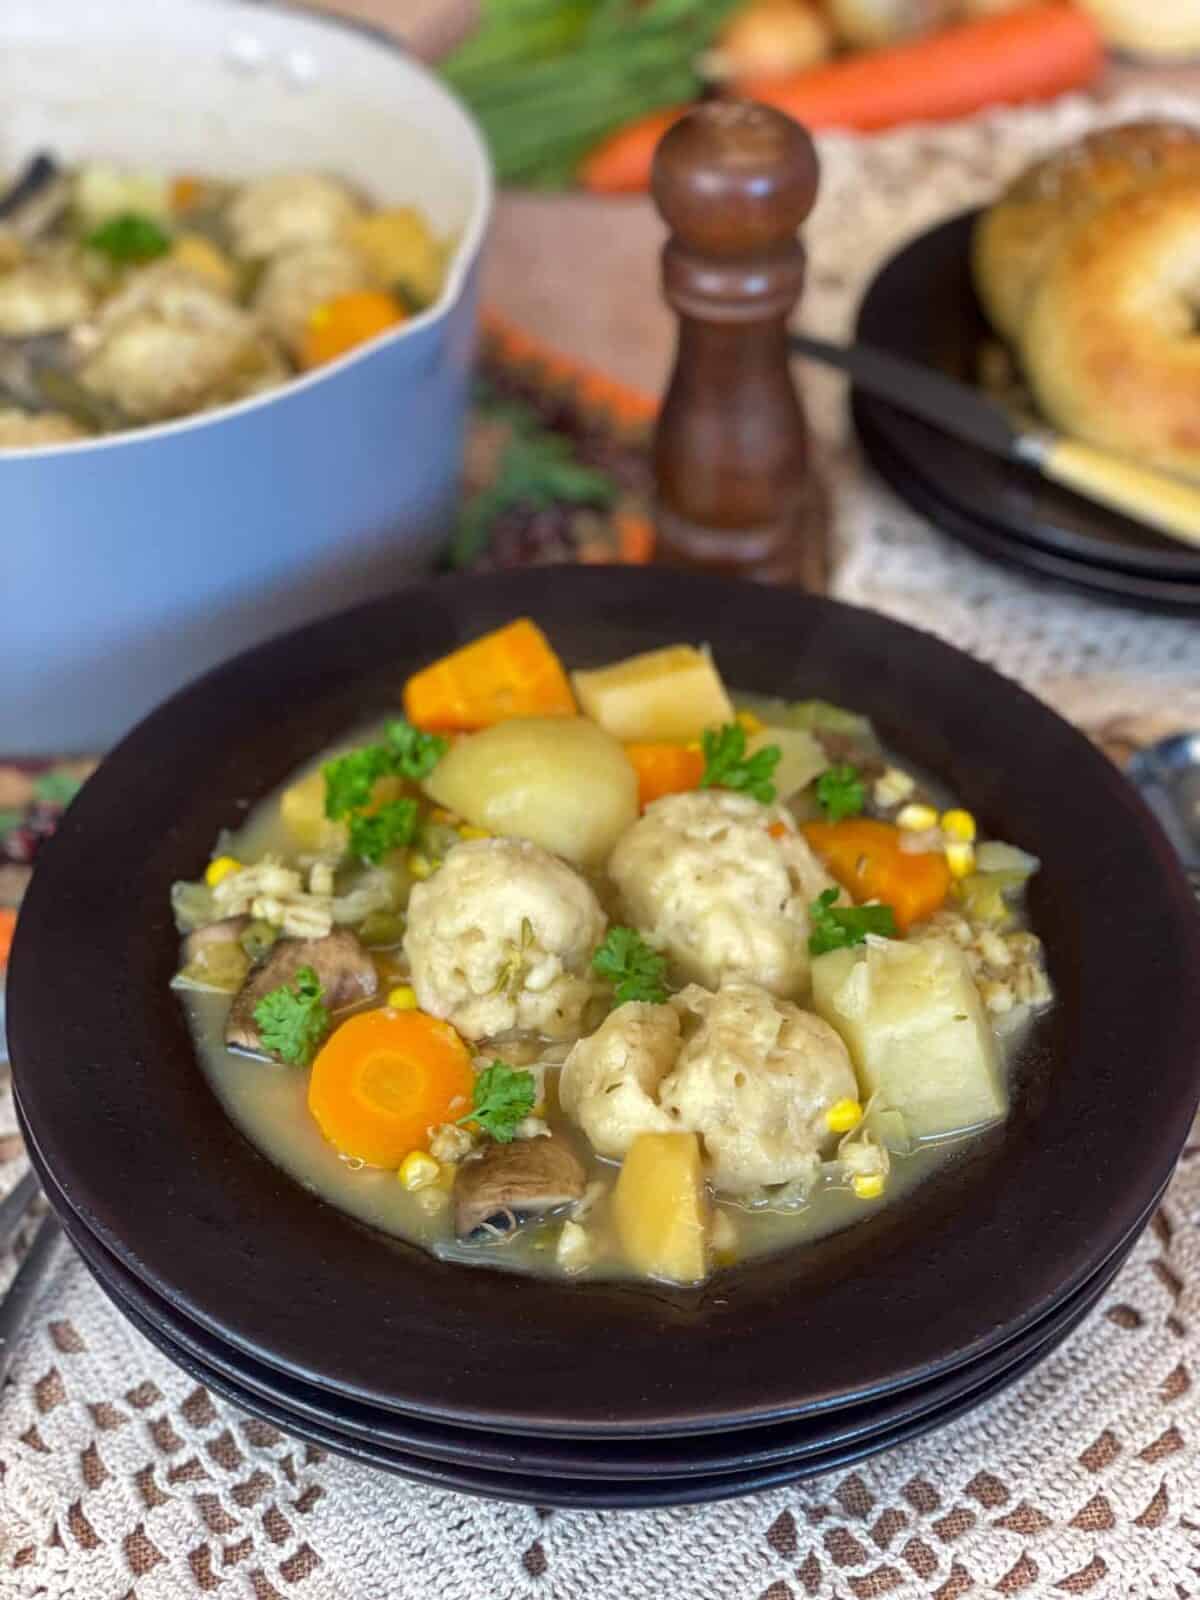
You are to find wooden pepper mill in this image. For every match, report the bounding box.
[651,100,827,586]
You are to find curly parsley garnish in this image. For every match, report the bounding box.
[699,723,780,804]
[86,212,171,264]
[252,965,330,1065]
[456,1062,537,1143]
[347,798,419,865]
[592,926,669,1007]
[815,763,865,822]
[323,720,448,862]
[808,888,896,956]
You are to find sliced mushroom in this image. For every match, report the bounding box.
[0,153,69,238]
[454,1135,587,1239]
[226,928,377,1057]
[181,916,248,965]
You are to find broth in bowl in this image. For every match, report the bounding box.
[171,619,1052,1287]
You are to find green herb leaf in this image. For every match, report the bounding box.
[807,888,896,957]
[384,719,449,780]
[323,746,392,820]
[457,1061,537,1143]
[86,212,171,264]
[698,723,780,804]
[815,763,866,822]
[252,965,330,1065]
[348,798,419,864]
[33,769,86,807]
[592,925,668,1006]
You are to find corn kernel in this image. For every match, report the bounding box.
[826,1097,863,1134]
[896,803,938,832]
[205,855,241,888]
[945,841,976,879]
[408,852,435,880]
[735,710,764,735]
[940,808,977,843]
[397,1151,440,1191]
[457,824,491,841]
[852,1173,885,1201]
[387,984,418,1011]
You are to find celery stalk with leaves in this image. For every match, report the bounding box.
[440,0,740,188]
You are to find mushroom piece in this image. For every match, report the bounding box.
[181,916,249,965]
[454,1135,587,1239]
[0,153,70,240]
[226,928,377,1057]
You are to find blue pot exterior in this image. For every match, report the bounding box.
[4,257,481,754]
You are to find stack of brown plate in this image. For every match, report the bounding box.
[9,569,1199,1508]
[852,213,1200,614]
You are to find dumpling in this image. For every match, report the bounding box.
[607,790,838,998]
[227,172,363,260]
[660,983,857,1195]
[253,241,371,356]
[558,1001,681,1160]
[403,838,606,1042]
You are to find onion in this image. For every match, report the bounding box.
[705,0,833,80]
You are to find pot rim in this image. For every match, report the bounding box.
[2,0,494,463]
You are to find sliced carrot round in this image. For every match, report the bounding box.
[307,1008,473,1168]
[299,290,407,371]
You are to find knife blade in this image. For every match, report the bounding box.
[790,332,1200,550]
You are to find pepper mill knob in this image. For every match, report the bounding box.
[651,100,827,585]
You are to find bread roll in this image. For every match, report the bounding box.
[1020,176,1200,481]
[972,121,1200,343]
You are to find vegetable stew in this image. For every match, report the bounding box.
[172,619,1052,1286]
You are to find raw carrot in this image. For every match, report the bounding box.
[802,818,951,931]
[581,4,1102,194]
[404,618,576,733]
[307,1008,475,1169]
[736,4,1103,132]
[299,290,407,371]
[625,742,705,807]
[0,907,16,973]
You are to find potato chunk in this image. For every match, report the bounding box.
[811,935,1005,1140]
[613,1132,710,1285]
[423,715,637,866]
[572,646,733,742]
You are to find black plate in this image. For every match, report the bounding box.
[852,210,1200,592]
[23,1101,1158,1482]
[9,568,1200,1435]
[856,405,1200,615]
[61,1182,1132,1509]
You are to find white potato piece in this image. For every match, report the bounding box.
[424,716,637,867]
[811,935,1005,1140]
[572,645,733,742]
[751,726,827,798]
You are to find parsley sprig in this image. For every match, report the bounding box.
[815,763,865,822]
[323,720,447,863]
[252,965,330,1065]
[699,723,780,805]
[592,926,668,1006]
[808,888,896,956]
[86,212,171,264]
[457,1062,537,1143]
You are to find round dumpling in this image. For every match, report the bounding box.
[558,1002,681,1160]
[607,790,838,998]
[0,408,88,448]
[0,259,92,335]
[660,983,857,1194]
[228,172,363,260]
[78,266,284,421]
[403,838,606,1042]
[253,241,371,356]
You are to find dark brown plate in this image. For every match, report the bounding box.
[22,1095,1158,1481]
[54,1159,1134,1508]
[851,210,1200,589]
[9,568,1200,1435]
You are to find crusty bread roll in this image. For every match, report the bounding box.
[1076,0,1200,62]
[972,121,1200,343]
[1019,175,1200,481]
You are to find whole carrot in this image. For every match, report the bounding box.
[581,3,1103,193]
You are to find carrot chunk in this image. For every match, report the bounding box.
[624,742,705,808]
[802,819,951,932]
[307,1009,475,1168]
[403,618,576,732]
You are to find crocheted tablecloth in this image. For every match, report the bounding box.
[3,90,1200,1600]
